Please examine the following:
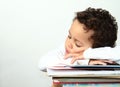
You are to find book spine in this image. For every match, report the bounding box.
[62,84,120,87]
[53,81,120,84]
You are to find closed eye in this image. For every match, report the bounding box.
[75,43,81,47]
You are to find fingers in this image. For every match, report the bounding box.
[64,54,73,59]
[64,53,79,59]
[64,53,84,64]
[102,60,114,63]
[96,61,107,65]
[89,59,110,65]
[64,53,84,58]
[89,61,107,65]
[71,57,79,64]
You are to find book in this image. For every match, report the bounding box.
[53,77,120,84]
[68,65,120,70]
[47,64,120,77]
[52,75,120,87]
[49,64,120,87]
[62,83,120,87]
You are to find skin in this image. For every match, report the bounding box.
[64,19,113,65]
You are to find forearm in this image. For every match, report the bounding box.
[83,47,120,61]
[38,49,62,71]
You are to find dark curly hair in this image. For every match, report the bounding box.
[74,7,118,48]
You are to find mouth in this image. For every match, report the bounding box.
[65,48,69,55]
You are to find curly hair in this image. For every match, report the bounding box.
[74,7,118,48]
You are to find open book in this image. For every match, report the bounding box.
[47,64,120,77]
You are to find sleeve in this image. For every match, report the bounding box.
[77,59,90,65]
[38,46,64,72]
[83,46,120,61]
[38,45,91,71]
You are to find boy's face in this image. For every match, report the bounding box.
[65,19,94,56]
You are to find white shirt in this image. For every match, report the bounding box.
[38,45,89,71]
[38,45,120,71]
[84,46,120,63]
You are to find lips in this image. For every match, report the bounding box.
[65,48,70,55]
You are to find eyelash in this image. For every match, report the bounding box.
[68,35,71,39]
[75,43,81,47]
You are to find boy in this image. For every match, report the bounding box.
[39,7,118,72]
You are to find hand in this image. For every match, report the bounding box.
[64,52,84,64]
[89,59,114,65]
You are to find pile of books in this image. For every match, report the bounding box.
[47,64,120,87]
[47,64,120,77]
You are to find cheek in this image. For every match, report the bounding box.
[65,38,69,48]
[72,47,86,53]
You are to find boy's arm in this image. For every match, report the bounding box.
[77,59,90,65]
[38,46,64,71]
[84,46,120,60]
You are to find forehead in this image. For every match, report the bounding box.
[69,19,94,42]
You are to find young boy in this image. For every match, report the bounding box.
[38,7,118,72]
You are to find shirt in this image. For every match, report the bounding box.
[38,45,120,71]
[84,46,120,64]
[38,45,89,71]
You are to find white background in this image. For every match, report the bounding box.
[0,0,120,87]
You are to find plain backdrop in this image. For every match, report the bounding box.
[0,0,120,87]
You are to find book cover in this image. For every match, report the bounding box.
[52,77,120,87]
[53,77,120,84]
[62,83,120,87]
[47,64,120,77]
